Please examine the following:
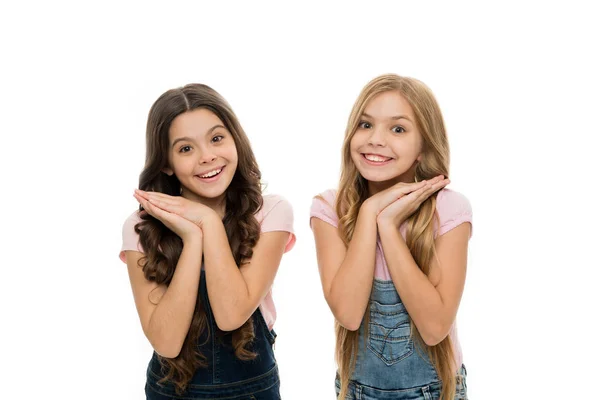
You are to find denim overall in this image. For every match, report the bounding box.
[145,271,280,399]
[336,279,468,400]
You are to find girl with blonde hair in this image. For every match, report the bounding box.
[310,74,471,399]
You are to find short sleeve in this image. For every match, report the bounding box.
[309,189,339,228]
[259,195,296,253]
[119,211,145,262]
[435,189,473,238]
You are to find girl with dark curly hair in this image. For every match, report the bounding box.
[120,84,295,399]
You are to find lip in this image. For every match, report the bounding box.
[360,153,394,166]
[195,166,225,183]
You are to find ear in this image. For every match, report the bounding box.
[162,167,174,176]
[416,153,423,162]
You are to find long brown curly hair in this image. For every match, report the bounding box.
[134,84,263,394]
[335,75,456,400]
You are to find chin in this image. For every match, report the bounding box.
[201,187,229,199]
[184,184,227,200]
[356,169,394,183]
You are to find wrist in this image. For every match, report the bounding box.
[201,211,222,229]
[376,216,397,230]
[360,199,379,219]
[182,231,203,248]
[194,209,219,228]
[377,220,402,238]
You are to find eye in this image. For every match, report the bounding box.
[358,121,372,129]
[392,126,406,134]
[211,135,224,143]
[179,145,192,153]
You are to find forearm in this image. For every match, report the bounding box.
[328,205,378,331]
[378,224,449,344]
[202,216,252,331]
[147,241,203,357]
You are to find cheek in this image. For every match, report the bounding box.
[226,146,239,167]
[349,133,363,152]
[406,140,421,156]
[413,133,424,152]
[166,155,178,173]
[351,131,362,144]
[171,157,194,174]
[398,136,422,156]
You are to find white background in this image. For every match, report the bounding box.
[2,1,599,399]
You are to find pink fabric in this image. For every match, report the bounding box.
[120,194,295,330]
[309,188,472,369]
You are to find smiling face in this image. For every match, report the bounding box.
[163,108,238,204]
[350,90,423,194]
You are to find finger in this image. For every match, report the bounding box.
[384,187,413,206]
[134,193,169,219]
[424,175,445,185]
[134,189,150,200]
[392,180,427,195]
[144,198,177,224]
[133,192,147,206]
[419,179,448,202]
[146,193,183,209]
[145,191,179,201]
[135,190,180,206]
[414,176,445,196]
[438,178,450,188]
[398,179,428,188]
[403,183,432,206]
[420,184,437,202]
[430,178,450,192]
[134,194,158,219]
[391,185,425,209]
[412,182,431,199]
[148,197,182,214]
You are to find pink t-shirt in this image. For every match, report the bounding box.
[309,188,472,369]
[120,194,296,331]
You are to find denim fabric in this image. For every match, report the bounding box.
[145,271,280,399]
[335,279,468,400]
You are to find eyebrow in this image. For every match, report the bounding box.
[171,124,226,148]
[361,112,412,122]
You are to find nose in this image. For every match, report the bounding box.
[197,147,217,164]
[367,127,386,147]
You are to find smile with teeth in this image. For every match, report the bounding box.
[363,154,392,162]
[199,167,223,178]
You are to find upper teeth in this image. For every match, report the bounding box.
[201,168,222,178]
[365,154,390,162]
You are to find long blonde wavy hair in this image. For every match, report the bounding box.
[335,74,455,400]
